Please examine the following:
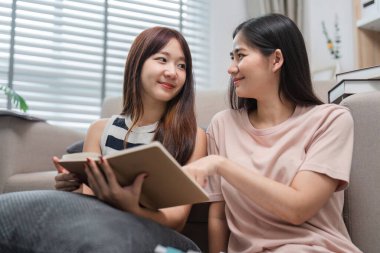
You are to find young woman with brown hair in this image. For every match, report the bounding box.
[42,26,205,252]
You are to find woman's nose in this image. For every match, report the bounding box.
[164,65,177,78]
[228,63,239,75]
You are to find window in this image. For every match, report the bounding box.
[0,0,12,109]
[0,0,209,131]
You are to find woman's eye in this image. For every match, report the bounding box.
[178,63,186,70]
[238,54,244,60]
[156,57,167,62]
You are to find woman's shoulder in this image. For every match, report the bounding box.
[87,118,110,135]
[207,109,247,135]
[316,103,350,113]
[300,103,351,117]
[89,115,126,129]
[298,104,353,126]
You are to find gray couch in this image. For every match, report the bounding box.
[0,114,84,193]
[0,81,336,193]
[0,88,229,194]
[1,82,379,252]
[0,88,229,253]
[341,92,380,253]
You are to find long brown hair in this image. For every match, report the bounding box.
[122,27,196,165]
[230,14,323,111]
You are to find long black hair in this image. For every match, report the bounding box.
[229,13,323,110]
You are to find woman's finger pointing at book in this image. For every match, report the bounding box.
[183,155,221,187]
[183,164,208,187]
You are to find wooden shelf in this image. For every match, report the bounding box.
[354,0,380,68]
[357,14,380,31]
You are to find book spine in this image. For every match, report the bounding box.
[328,82,345,103]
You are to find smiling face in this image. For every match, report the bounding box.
[228,32,279,100]
[140,38,186,105]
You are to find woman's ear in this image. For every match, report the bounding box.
[272,49,284,72]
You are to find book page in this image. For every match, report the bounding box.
[60,152,100,162]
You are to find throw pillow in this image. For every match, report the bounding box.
[66,140,84,153]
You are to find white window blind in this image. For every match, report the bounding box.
[0,0,12,109]
[1,0,209,131]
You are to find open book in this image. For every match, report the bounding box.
[58,141,209,210]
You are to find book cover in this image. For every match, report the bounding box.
[58,141,209,210]
[336,65,380,83]
[328,79,380,104]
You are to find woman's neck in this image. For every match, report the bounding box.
[249,98,295,129]
[137,99,166,126]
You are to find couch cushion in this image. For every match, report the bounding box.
[195,88,229,129]
[0,116,84,193]
[3,171,56,193]
[66,140,84,154]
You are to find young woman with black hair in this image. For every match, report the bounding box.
[184,14,362,253]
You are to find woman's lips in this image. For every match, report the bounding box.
[233,77,244,86]
[159,82,175,89]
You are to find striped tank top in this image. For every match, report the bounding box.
[100,115,158,155]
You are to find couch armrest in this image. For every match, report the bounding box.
[0,115,85,193]
[340,92,380,252]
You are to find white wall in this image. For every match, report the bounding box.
[208,0,356,86]
[304,0,356,76]
[209,0,248,88]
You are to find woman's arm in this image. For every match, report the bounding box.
[209,201,229,253]
[80,119,108,194]
[82,119,108,153]
[218,157,338,225]
[185,111,353,225]
[54,119,107,193]
[86,127,207,231]
[186,155,338,225]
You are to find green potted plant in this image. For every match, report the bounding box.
[0,85,29,112]
[321,15,342,75]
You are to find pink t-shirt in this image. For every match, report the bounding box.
[206,104,362,253]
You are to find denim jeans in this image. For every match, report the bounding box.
[0,190,200,253]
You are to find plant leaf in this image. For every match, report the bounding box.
[0,85,29,112]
